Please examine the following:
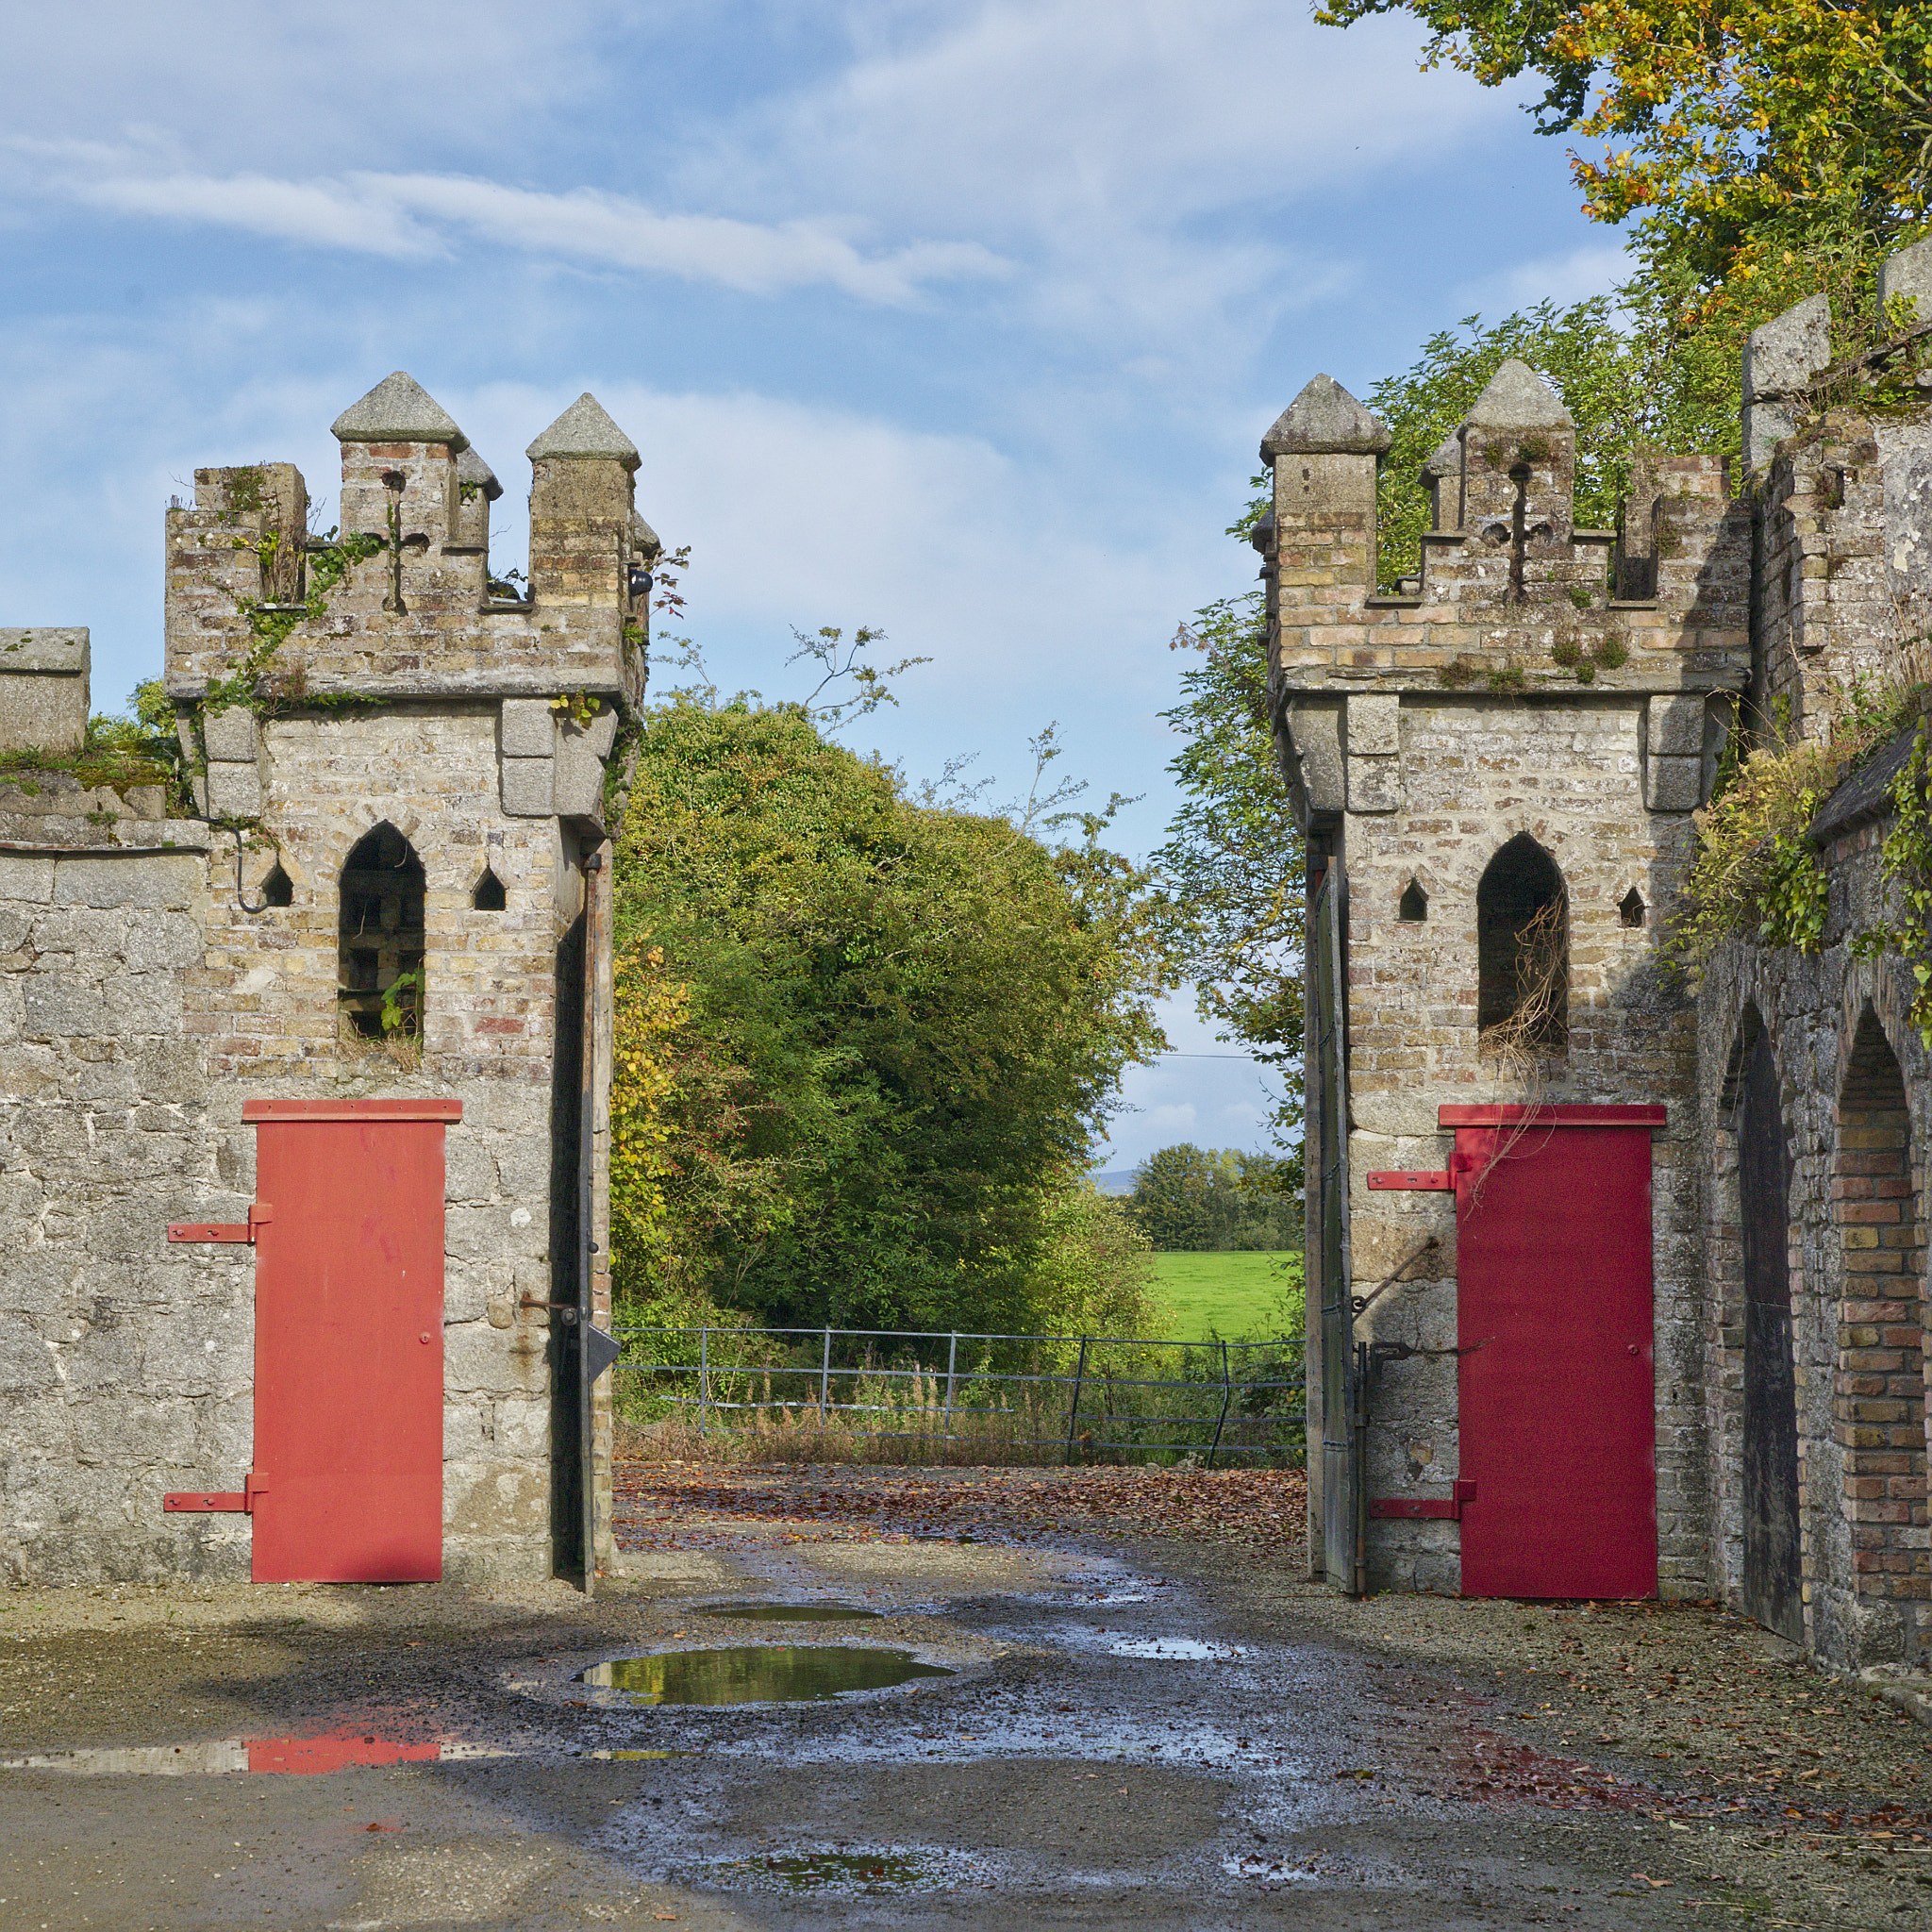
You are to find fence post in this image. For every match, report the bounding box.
[942,1331,958,1458]
[699,1326,709,1437]
[1208,1339,1232,1470]
[1064,1336,1089,1467]
[820,1326,832,1421]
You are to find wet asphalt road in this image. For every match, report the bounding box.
[0,1524,1742,1930]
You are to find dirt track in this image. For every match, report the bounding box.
[2,1464,1928,1927]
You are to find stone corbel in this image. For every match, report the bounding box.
[554,708,619,831]
[500,698,556,817]
[200,705,265,818]
[1644,694,1706,811]
[1345,693,1401,814]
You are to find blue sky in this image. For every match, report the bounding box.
[0,1,1624,1169]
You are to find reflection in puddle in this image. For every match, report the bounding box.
[710,1847,989,1896]
[1,1732,508,1777]
[703,1600,881,1622]
[581,1646,954,1706]
[744,1851,919,1891]
[1110,1639,1246,1660]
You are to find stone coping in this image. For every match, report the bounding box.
[0,818,211,854]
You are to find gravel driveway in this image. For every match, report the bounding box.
[0,1463,1926,1927]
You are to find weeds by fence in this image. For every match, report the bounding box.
[609,1324,1306,1468]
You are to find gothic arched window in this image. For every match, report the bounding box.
[339,824,425,1040]
[1476,833,1567,1051]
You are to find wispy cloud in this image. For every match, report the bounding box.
[5,144,1009,305]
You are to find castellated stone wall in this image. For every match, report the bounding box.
[1260,358,1736,1604]
[1260,269,1932,1666]
[3,371,639,1589]
[1341,694,1706,1596]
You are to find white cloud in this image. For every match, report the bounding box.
[680,0,1517,354]
[6,144,1009,304]
[1459,243,1635,316]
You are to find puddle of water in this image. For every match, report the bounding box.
[706,1846,991,1896]
[580,1646,954,1707]
[702,1600,880,1622]
[747,1851,919,1891]
[1109,1639,1246,1661]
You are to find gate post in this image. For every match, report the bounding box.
[1064,1337,1089,1465]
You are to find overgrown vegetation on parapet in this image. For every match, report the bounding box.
[1665,671,1932,1055]
[0,698,186,812]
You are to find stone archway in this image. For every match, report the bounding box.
[1834,1007,1929,1661]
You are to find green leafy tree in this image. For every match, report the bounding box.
[1128,1144,1303,1252]
[1154,595,1307,1162]
[610,696,1174,1336]
[1313,0,1931,289]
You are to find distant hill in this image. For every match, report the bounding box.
[1088,1169,1137,1196]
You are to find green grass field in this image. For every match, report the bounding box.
[1151,1251,1303,1341]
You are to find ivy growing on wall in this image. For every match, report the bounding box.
[1669,677,1922,974]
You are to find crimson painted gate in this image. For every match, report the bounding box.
[1446,1104,1659,1599]
[166,1099,458,1582]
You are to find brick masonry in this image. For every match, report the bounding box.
[1264,262,1932,1669]
[1,373,645,1588]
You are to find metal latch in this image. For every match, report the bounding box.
[1366,1171,1453,1191]
[169,1203,274,1245]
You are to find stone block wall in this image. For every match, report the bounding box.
[1696,778,1932,1671]
[0,630,91,757]
[3,372,637,1589]
[1339,692,1706,1594]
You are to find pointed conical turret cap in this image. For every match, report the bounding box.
[1260,375,1391,461]
[1420,431,1461,482]
[526,393,640,471]
[331,371,468,448]
[456,445,503,500]
[1465,358,1572,430]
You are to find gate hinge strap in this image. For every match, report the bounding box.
[168,1203,273,1245]
[164,1473,267,1514]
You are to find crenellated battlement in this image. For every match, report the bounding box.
[163,373,655,710]
[1257,359,1753,712]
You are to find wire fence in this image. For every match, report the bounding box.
[609,1324,1307,1468]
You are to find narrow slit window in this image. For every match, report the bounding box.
[1398,879,1428,923]
[1477,833,1568,1052]
[472,866,507,911]
[339,823,426,1041]
[1619,886,1645,928]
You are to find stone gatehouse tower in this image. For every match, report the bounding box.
[3,373,653,1589]
[1269,231,1932,1674]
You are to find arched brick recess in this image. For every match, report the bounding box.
[1834,1005,1930,1659]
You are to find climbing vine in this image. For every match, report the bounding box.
[1670,677,1923,974]
[206,526,382,716]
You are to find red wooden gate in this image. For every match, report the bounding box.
[166,1099,458,1583]
[1446,1104,1659,1599]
